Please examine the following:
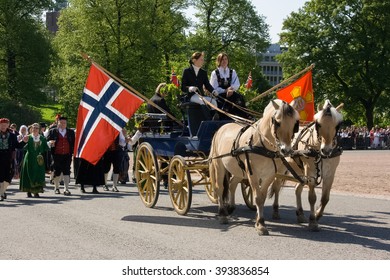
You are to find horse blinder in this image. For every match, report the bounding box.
[293,121,299,134]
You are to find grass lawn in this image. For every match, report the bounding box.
[38,103,62,124]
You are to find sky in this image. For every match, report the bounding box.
[187,0,308,44]
[250,0,308,43]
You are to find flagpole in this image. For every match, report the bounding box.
[247,63,315,105]
[81,53,184,127]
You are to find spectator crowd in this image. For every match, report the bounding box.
[338,125,390,150]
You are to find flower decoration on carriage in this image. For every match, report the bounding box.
[276,70,314,122]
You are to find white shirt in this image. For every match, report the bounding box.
[58,128,66,137]
[119,130,127,147]
[210,67,240,95]
[126,130,142,150]
[192,65,200,76]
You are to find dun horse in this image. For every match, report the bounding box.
[209,99,300,235]
[270,99,343,231]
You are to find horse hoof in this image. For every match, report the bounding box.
[227,205,236,215]
[219,216,229,224]
[256,227,269,236]
[297,215,307,224]
[272,212,280,220]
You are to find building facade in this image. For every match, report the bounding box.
[259,44,285,86]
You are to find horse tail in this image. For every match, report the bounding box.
[222,172,230,203]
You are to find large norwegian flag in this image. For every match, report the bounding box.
[74,63,144,165]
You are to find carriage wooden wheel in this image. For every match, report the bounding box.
[135,142,160,208]
[241,181,256,211]
[168,155,192,215]
[205,174,218,204]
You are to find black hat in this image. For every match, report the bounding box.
[59,116,68,121]
[40,122,47,128]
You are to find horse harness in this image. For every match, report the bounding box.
[290,121,343,185]
[211,118,305,184]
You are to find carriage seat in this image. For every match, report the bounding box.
[137,113,177,134]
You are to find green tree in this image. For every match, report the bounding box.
[0,0,52,107]
[188,0,269,79]
[51,0,189,126]
[184,0,270,112]
[278,0,390,128]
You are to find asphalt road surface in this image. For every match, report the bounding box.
[1,151,389,260]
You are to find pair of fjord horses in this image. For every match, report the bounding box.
[209,99,343,235]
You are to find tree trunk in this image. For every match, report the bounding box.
[364,101,374,130]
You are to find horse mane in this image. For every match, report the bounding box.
[257,99,299,147]
[314,99,343,125]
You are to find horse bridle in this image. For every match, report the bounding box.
[271,110,299,152]
[314,120,342,157]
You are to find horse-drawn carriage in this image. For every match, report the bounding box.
[133,97,344,235]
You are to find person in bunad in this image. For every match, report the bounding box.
[19,123,49,198]
[46,116,75,196]
[74,157,105,194]
[209,52,247,119]
[181,51,218,110]
[102,133,124,192]
[0,118,22,201]
[372,127,381,149]
[16,125,28,178]
[102,123,146,192]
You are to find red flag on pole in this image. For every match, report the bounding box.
[171,68,179,87]
[276,70,314,122]
[245,71,253,89]
[74,63,144,165]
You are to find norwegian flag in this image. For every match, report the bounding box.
[245,71,253,89]
[74,63,144,165]
[171,68,180,87]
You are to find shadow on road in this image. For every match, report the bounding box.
[121,203,390,254]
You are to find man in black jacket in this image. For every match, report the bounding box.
[47,117,75,196]
[0,118,24,201]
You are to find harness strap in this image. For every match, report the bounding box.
[231,145,279,158]
[279,156,306,185]
[232,126,250,174]
[293,121,315,150]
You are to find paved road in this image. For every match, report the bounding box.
[1,164,389,260]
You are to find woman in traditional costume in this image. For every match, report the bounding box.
[20,123,50,198]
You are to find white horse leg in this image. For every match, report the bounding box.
[227,176,241,214]
[270,178,283,220]
[316,157,339,221]
[316,180,331,221]
[295,183,306,223]
[307,183,319,231]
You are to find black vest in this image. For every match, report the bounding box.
[215,68,233,89]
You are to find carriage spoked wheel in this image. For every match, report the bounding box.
[135,142,160,208]
[205,176,218,204]
[168,155,192,215]
[241,180,256,211]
